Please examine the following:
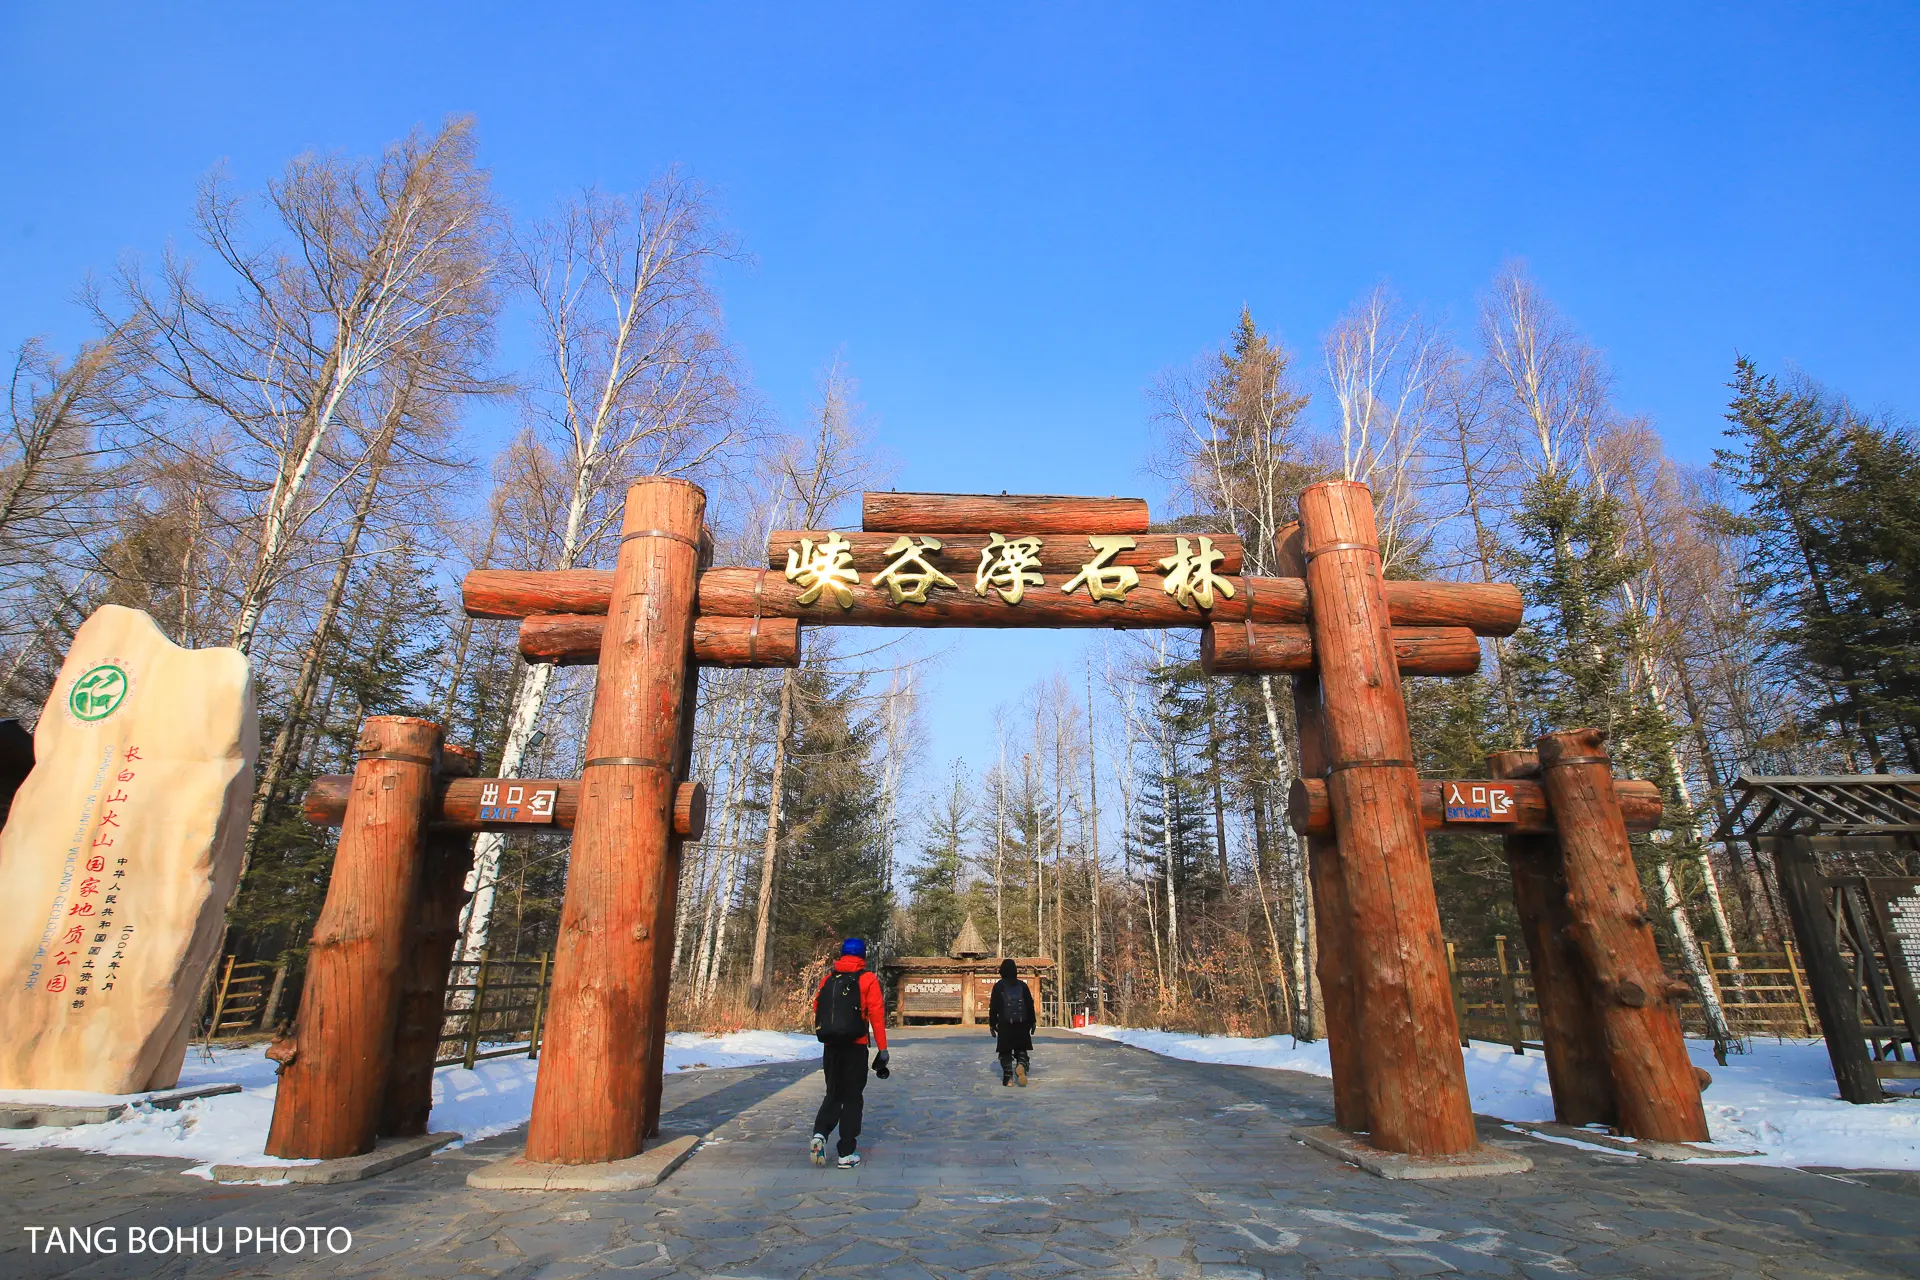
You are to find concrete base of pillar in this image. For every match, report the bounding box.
[466,1134,701,1192]
[212,1131,458,1185]
[1506,1121,1754,1161]
[1291,1125,1533,1179]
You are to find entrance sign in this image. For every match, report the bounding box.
[1443,781,1516,822]
[0,606,256,1094]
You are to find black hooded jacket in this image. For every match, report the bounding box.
[988,960,1035,1035]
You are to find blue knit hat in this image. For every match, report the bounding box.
[841,937,867,958]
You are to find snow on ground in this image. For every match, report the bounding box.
[1077,1024,1920,1170]
[0,1030,817,1176]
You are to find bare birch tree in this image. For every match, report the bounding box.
[460,174,744,959]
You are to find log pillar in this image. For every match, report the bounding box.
[1277,524,1369,1134]
[524,478,705,1165]
[381,743,481,1139]
[266,716,443,1159]
[1537,728,1708,1142]
[641,637,704,1137]
[1297,481,1476,1156]
[1488,749,1617,1129]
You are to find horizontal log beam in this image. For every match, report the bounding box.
[1201,624,1480,677]
[724,568,1297,629]
[1288,776,1665,837]
[302,777,707,840]
[768,530,1243,576]
[465,569,618,620]
[863,492,1150,533]
[464,568,1523,636]
[520,614,802,668]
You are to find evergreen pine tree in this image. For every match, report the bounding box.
[1717,358,1920,768]
[758,667,893,980]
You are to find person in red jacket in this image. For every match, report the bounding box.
[810,937,889,1169]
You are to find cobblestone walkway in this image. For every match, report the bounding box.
[3,1028,1915,1278]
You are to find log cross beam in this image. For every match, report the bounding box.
[1288,775,1665,838]
[463,567,1523,635]
[302,775,707,840]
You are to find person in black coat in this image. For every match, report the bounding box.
[987,958,1036,1086]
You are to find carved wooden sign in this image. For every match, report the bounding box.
[1443,781,1516,823]
[476,782,557,825]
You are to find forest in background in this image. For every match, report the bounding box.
[5,121,1918,1042]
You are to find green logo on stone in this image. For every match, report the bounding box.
[68,664,129,722]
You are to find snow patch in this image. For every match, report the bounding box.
[0,1030,817,1174]
[1077,1025,1920,1170]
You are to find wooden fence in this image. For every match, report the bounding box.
[200,950,558,1067]
[1446,938,1822,1052]
[202,957,276,1041]
[435,951,555,1069]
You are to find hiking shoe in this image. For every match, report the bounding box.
[1015,1061,1028,1087]
[809,1134,827,1167]
[836,1151,861,1169]
[1002,1072,1013,1086]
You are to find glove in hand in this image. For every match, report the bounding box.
[872,1049,891,1080]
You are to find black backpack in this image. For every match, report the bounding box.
[1002,979,1034,1026]
[816,971,866,1044]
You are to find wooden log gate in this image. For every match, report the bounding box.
[266,477,1706,1167]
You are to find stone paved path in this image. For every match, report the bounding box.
[2,1028,1916,1278]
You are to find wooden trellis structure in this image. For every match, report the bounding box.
[1715,775,1920,1104]
[264,476,1709,1173]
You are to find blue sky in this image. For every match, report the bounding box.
[3,3,1915,776]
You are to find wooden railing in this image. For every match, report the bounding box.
[202,957,276,1042]
[202,950,558,1066]
[1445,939,1823,1052]
[434,950,555,1069]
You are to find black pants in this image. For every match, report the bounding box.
[996,1025,1033,1076]
[812,1043,869,1156]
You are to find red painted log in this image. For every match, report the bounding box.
[464,568,615,619]
[862,491,1151,533]
[673,780,707,843]
[524,479,705,1165]
[1538,728,1708,1143]
[463,567,1522,635]
[643,661,703,1138]
[1488,749,1618,1129]
[302,776,706,838]
[266,716,442,1159]
[769,530,1242,575]
[1277,524,1370,1134]
[722,568,1307,629]
[382,828,474,1137]
[520,614,801,668]
[381,744,480,1139]
[1202,624,1480,677]
[1286,776,1665,837]
[1299,480,1477,1157]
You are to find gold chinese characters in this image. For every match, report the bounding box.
[1159,536,1235,611]
[1059,535,1139,602]
[974,533,1044,604]
[872,536,958,605]
[784,533,859,608]
[779,532,1235,611]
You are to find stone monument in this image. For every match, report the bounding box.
[0,605,256,1093]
